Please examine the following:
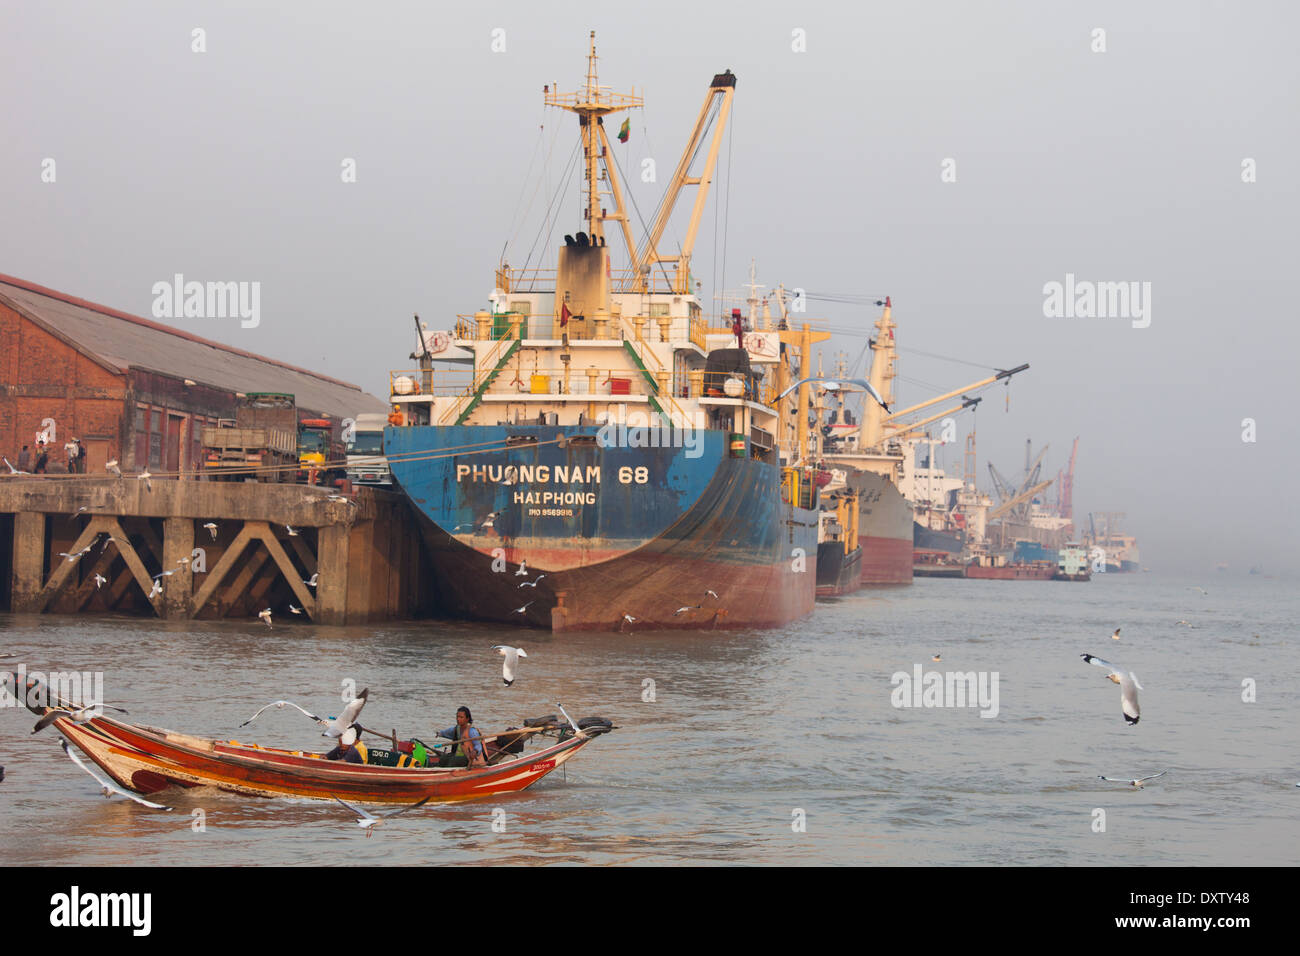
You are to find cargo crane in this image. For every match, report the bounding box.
[1057,437,1078,520]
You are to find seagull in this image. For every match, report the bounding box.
[1081,654,1142,725]
[333,796,429,837]
[74,506,88,515]
[285,525,299,536]
[153,570,176,580]
[148,579,162,599]
[101,535,118,552]
[706,590,719,600]
[492,645,528,686]
[106,459,122,477]
[288,604,302,615]
[1188,586,1207,595]
[932,654,942,662]
[481,511,501,530]
[304,573,319,588]
[324,689,369,738]
[674,605,702,616]
[513,601,535,615]
[623,614,637,623]
[138,471,153,492]
[203,522,218,540]
[776,377,890,412]
[60,739,172,810]
[1098,771,1167,789]
[240,699,326,728]
[93,573,106,589]
[258,608,273,628]
[518,575,545,589]
[57,551,82,563]
[1175,620,1195,628]
[515,561,528,577]
[33,704,110,733]
[326,494,348,501]
[1112,628,1121,640]
[3,457,28,475]
[176,556,190,568]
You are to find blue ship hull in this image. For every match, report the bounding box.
[386,424,819,630]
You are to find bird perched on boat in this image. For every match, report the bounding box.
[1112,628,1121,640]
[105,459,122,477]
[518,575,545,589]
[776,377,890,412]
[60,739,172,810]
[203,522,218,540]
[492,645,528,686]
[1098,770,1166,789]
[240,699,326,728]
[258,608,273,628]
[93,573,106,589]
[333,796,429,837]
[138,470,153,492]
[513,601,535,615]
[324,689,369,738]
[1081,653,1142,725]
[516,561,528,576]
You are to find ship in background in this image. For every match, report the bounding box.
[1083,511,1141,573]
[385,36,839,630]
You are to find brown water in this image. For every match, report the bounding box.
[1,572,1295,865]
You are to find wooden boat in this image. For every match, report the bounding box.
[40,706,613,805]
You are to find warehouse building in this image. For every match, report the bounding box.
[0,274,388,475]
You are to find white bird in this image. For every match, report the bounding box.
[74,506,88,515]
[153,569,175,580]
[304,573,319,588]
[481,511,500,529]
[513,601,535,615]
[515,561,528,576]
[1081,654,1143,725]
[288,604,302,615]
[240,699,325,728]
[1175,620,1195,628]
[285,525,299,536]
[623,614,637,623]
[776,377,890,412]
[518,575,545,589]
[1098,770,1167,789]
[93,573,106,589]
[324,689,369,738]
[333,796,429,836]
[674,605,702,616]
[138,471,153,492]
[33,702,116,733]
[60,739,172,810]
[3,457,27,474]
[101,535,118,552]
[148,579,162,599]
[492,645,528,686]
[1111,628,1121,640]
[258,608,273,628]
[706,590,719,600]
[203,522,218,540]
[106,459,122,477]
[57,551,81,563]
[176,556,190,568]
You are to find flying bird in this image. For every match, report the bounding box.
[623,614,637,623]
[285,525,299,536]
[138,471,153,492]
[1188,586,1207,595]
[304,573,319,588]
[932,654,942,662]
[57,551,81,563]
[258,608,273,628]
[240,699,325,728]
[513,601,535,615]
[203,522,218,540]
[148,579,162,599]
[776,377,890,412]
[1112,628,1121,640]
[1081,653,1142,725]
[706,590,719,600]
[518,575,545,589]
[674,605,702,616]
[333,795,429,836]
[33,703,114,734]
[515,561,528,576]
[1098,770,1167,790]
[105,459,122,477]
[153,570,175,580]
[60,739,172,810]
[492,645,528,686]
[93,573,106,589]
[74,506,88,515]
[324,689,369,738]
[288,604,302,615]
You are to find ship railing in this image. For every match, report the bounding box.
[496,266,680,296]
[439,327,523,425]
[389,369,474,399]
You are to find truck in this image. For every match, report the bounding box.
[345,412,392,487]
[296,416,347,487]
[201,393,299,481]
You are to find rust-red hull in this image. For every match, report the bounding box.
[965,563,1057,581]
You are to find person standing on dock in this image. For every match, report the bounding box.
[33,442,49,474]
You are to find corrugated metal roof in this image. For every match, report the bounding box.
[0,274,388,419]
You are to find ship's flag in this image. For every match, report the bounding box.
[617,118,630,143]
[560,303,571,327]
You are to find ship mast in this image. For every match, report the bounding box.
[544,32,642,257]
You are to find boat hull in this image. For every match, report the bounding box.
[816,542,862,597]
[55,715,597,804]
[965,563,1057,581]
[386,425,820,630]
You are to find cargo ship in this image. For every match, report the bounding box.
[815,470,863,597]
[385,37,826,631]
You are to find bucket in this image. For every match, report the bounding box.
[530,374,550,394]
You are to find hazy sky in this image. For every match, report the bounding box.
[3,1,1296,575]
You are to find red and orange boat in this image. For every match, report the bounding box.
[38,705,613,806]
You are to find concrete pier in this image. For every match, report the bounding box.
[0,478,432,624]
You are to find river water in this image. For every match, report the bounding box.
[1,572,1295,866]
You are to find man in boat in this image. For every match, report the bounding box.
[435,706,487,769]
[323,726,366,764]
